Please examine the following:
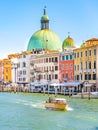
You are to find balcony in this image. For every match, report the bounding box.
[84,69,92,73]
[35,70,42,73]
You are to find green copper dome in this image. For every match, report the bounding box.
[62,36,76,49]
[27,29,62,51]
[27,7,62,51]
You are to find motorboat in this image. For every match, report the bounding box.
[45,97,68,110]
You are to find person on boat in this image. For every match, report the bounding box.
[49,97,51,103]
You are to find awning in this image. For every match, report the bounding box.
[50,82,82,87]
[30,80,48,86]
[50,83,64,86]
[63,82,83,87]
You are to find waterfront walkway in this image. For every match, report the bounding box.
[0,85,98,99]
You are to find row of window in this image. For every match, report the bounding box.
[18,70,26,75]
[74,49,96,58]
[18,77,26,81]
[62,72,73,79]
[37,74,58,80]
[31,57,58,64]
[61,63,73,70]
[75,74,96,80]
[17,62,26,68]
[34,66,58,72]
[62,55,73,60]
[74,61,96,70]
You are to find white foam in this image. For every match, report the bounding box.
[66,106,74,111]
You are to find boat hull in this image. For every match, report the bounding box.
[45,103,67,110]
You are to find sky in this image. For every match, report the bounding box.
[0,0,98,59]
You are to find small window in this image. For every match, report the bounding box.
[70,55,72,60]
[46,58,48,62]
[94,49,96,55]
[74,53,76,58]
[89,50,91,56]
[94,61,96,69]
[55,66,58,70]
[55,74,58,79]
[80,52,82,57]
[62,73,64,78]
[23,77,26,81]
[62,56,65,60]
[66,55,68,60]
[77,52,79,58]
[93,74,96,80]
[70,64,73,68]
[55,57,58,62]
[85,51,87,56]
[23,62,26,67]
[23,70,26,75]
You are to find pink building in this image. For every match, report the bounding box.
[59,51,74,82]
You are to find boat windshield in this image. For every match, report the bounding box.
[55,98,66,102]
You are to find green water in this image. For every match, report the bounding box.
[0,92,98,130]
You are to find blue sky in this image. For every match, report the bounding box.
[0,0,98,59]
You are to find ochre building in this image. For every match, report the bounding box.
[74,38,98,91]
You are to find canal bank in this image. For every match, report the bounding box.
[1,84,98,99]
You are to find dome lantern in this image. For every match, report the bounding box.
[41,6,49,30]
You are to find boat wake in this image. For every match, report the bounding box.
[16,99,45,109]
[16,99,73,111]
[31,102,45,109]
[66,106,73,111]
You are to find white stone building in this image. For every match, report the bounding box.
[17,52,31,86]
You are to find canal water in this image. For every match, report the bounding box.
[0,92,98,130]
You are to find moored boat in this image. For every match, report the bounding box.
[45,97,68,110]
